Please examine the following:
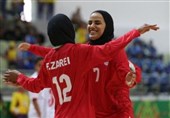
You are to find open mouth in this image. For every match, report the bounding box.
[90,30,97,34]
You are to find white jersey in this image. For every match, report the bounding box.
[28,72,46,118]
[41,88,55,118]
[28,72,55,118]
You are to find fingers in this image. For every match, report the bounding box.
[125,71,136,87]
[3,73,10,82]
[146,24,159,31]
[147,24,159,31]
[126,72,133,82]
[138,24,159,34]
[132,73,136,79]
[126,79,135,87]
[2,70,19,84]
[150,26,159,30]
[18,44,25,51]
[3,80,19,87]
[18,44,22,50]
[18,43,30,51]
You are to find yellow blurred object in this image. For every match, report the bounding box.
[7,49,17,61]
[7,41,17,61]
[38,0,56,3]
[9,41,16,48]
[76,27,87,44]
[10,89,30,115]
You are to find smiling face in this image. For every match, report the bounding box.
[87,12,106,40]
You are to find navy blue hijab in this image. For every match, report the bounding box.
[89,10,114,45]
[47,14,75,46]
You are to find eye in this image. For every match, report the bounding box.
[88,21,92,25]
[94,21,101,25]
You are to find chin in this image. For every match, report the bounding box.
[89,37,97,40]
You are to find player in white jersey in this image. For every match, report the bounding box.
[41,88,55,118]
[28,71,46,118]
[28,57,55,118]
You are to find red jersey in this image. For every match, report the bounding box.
[90,48,141,118]
[106,49,141,118]
[90,62,114,118]
[17,29,140,118]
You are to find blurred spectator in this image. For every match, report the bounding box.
[165,62,170,73]
[16,27,38,69]
[71,7,82,31]
[14,26,25,41]
[0,92,8,117]
[0,0,7,18]
[71,7,88,43]
[37,33,45,45]
[8,0,24,19]
[147,40,157,58]
[159,72,170,93]
[0,16,4,39]
[3,24,16,41]
[10,87,29,118]
[2,18,26,42]
[5,40,17,68]
[75,22,88,43]
[37,0,55,20]
[17,50,37,69]
[126,38,170,94]
[24,28,38,44]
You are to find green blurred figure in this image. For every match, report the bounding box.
[0,92,8,118]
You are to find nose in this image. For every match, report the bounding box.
[89,22,95,30]
[90,22,95,27]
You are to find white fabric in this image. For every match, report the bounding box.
[41,88,55,118]
[128,60,136,72]
[28,72,46,118]
[28,72,55,118]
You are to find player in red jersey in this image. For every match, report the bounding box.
[3,13,159,118]
[17,11,143,118]
[87,10,141,118]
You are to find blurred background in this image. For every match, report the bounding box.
[0,0,169,118]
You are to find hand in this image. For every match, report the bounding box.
[3,80,20,87]
[18,42,31,51]
[137,24,159,34]
[3,70,21,85]
[125,71,136,87]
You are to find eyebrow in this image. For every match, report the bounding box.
[88,20,101,22]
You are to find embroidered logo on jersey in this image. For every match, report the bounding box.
[104,61,109,66]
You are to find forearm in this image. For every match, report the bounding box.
[108,29,140,52]
[17,74,44,93]
[33,100,41,117]
[86,29,140,69]
[29,44,52,57]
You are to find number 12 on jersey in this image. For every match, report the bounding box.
[52,74,72,105]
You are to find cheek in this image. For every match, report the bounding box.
[100,26,105,34]
[98,28,105,37]
[98,32,103,38]
[87,26,90,33]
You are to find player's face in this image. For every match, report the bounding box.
[87,12,106,40]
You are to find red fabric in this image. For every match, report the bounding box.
[17,29,140,118]
[90,48,141,118]
[29,44,52,57]
[105,50,141,118]
[91,49,130,118]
